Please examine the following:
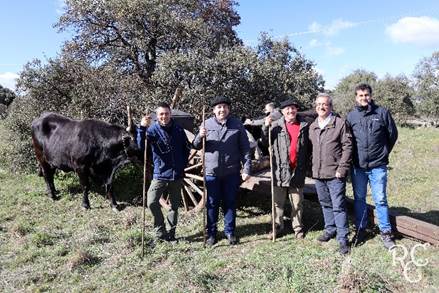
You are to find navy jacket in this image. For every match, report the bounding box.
[193,116,251,177]
[136,120,190,180]
[347,101,398,169]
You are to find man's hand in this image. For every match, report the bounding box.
[242,173,250,182]
[335,171,342,178]
[244,119,252,125]
[264,116,273,127]
[198,126,207,138]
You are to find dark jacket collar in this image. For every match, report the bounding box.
[355,100,377,114]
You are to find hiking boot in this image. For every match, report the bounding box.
[381,231,396,250]
[339,241,351,255]
[295,231,305,239]
[206,236,217,247]
[226,234,239,245]
[317,231,335,242]
[352,229,367,247]
[166,234,177,242]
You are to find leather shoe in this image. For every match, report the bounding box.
[317,231,335,242]
[339,241,351,255]
[226,234,239,245]
[206,236,217,246]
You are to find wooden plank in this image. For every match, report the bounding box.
[185,173,204,181]
[185,162,202,172]
[183,184,198,207]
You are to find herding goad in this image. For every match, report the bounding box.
[31,112,141,211]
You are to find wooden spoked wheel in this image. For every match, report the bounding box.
[159,130,206,212]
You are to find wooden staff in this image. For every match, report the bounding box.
[269,125,276,242]
[202,106,207,246]
[141,109,149,258]
[127,105,134,138]
[141,135,148,258]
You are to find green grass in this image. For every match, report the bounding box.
[345,127,439,226]
[0,125,438,292]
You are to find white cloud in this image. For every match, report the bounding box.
[308,19,357,36]
[386,16,439,46]
[309,39,321,48]
[0,72,19,90]
[308,40,345,56]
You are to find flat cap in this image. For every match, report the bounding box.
[210,96,231,107]
[279,97,300,109]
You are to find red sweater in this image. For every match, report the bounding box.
[286,121,300,169]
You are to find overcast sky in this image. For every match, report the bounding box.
[1,0,439,90]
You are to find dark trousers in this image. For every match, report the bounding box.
[205,173,241,237]
[315,178,349,243]
[147,179,182,238]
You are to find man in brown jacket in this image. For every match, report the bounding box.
[309,93,352,254]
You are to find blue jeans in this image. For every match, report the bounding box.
[205,173,241,237]
[315,178,349,243]
[351,166,392,233]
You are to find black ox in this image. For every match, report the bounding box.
[31,112,141,211]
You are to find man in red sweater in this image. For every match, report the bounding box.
[262,98,311,239]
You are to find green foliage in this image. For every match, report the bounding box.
[0,84,17,119]
[374,74,415,123]
[1,96,40,173]
[413,51,439,120]
[333,70,416,121]
[0,84,16,106]
[5,1,323,172]
[152,35,324,122]
[332,69,377,116]
[57,0,241,82]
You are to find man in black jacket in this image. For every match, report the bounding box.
[347,83,398,250]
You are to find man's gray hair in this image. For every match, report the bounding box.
[316,93,333,106]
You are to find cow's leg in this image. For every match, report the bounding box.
[40,163,58,200]
[106,184,119,212]
[77,172,91,209]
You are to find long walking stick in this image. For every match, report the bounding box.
[141,136,148,258]
[202,106,207,246]
[269,126,276,242]
[141,110,149,258]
